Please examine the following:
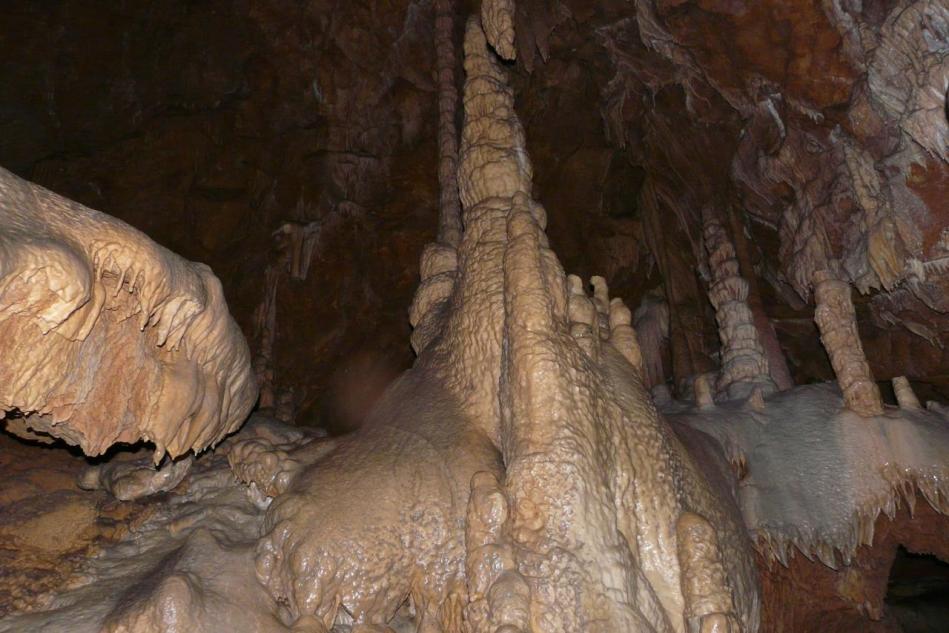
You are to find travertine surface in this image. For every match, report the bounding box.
[0,166,256,459]
[0,422,286,633]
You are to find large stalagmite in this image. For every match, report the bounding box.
[247,15,758,633]
[0,167,256,459]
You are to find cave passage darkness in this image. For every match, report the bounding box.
[0,1,947,632]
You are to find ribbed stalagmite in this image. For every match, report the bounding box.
[812,269,884,417]
[703,211,776,400]
[458,17,758,633]
[435,0,462,249]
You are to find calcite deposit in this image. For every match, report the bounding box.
[0,167,256,459]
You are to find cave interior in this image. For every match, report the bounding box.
[0,1,947,632]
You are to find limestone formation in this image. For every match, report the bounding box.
[480,0,516,60]
[246,16,758,633]
[252,263,280,411]
[0,167,256,460]
[409,0,465,355]
[812,269,884,417]
[633,290,670,389]
[2,3,947,633]
[78,453,194,501]
[435,0,463,249]
[702,211,775,400]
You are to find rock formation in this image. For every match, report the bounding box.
[247,16,758,633]
[812,269,884,417]
[0,167,256,460]
[702,210,775,400]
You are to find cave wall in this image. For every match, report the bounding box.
[1,0,442,427]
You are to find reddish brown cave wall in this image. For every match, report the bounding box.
[758,498,949,633]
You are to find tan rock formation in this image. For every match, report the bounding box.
[409,0,465,355]
[245,15,758,633]
[812,269,884,417]
[0,166,256,460]
[703,211,776,400]
[481,0,516,60]
[435,0,463,249]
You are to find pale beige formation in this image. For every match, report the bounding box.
[812,269,883,417]
[480,0,516,60]
[702,213,775,400]
[0,166,256,460]
[891,376,921,410]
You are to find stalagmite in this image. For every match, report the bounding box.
[725,206,794,392]
[812,269,884,417]
[409,0,464,355]
[458,17,758,633]
[892,376,921,410]
[703,210,775,400]
[694,373,716,409]
[243,15,759,633]
[0,166,256,460]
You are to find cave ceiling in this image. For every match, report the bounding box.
[1,0,946,418]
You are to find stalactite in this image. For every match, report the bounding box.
[812,269,884,417]
[703,210,776,400]
[480,0,516,60]
[641,180,718,386]
[633,290,670,389]
[251,263,280,411]
[274,220,321,281]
